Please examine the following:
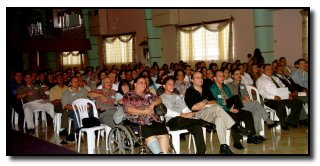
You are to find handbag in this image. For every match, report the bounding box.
[226,95,244,109]
[82,117,101,128]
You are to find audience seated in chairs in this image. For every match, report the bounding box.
[16,72,55,133]
[10,56,309,154]
[210,70,261,150]
[122,76,169,154]
[226,69,280,141]
[184,71,245,154]
[274,65,308,126]
[256,64,303,131]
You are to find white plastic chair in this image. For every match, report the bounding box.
[246,85,290,133]
[54,113,62,134]
[210,128,231,145]
[245,85,267,136]
[72,98,111,154]
[21,100,47,131]
[168,129,190,154]
[11,107,19,129]
[187,127,207,153]
[167,126,206,154]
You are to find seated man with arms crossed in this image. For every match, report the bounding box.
[87,77,117,128]
[16,72,55,133]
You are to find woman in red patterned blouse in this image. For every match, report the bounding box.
[122,76,169,154]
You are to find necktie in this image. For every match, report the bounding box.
[270,76,280,88]
[282,75,290,85]
[238,83,242,98]
[282,75,295,92]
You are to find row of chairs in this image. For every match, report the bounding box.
[11,85,307,154]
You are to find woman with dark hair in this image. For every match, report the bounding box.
[155,72,167,85]
[115,80,131,105]
[96,70,107,87]
[226,63,232,71]
[221,62,227,70]
[174,69,191,96]
[252,48,265,68]
[122,77,169,154]
[223,68,233,84]
[248,63,262,84]
[144,75,158,95]
[118,70,126,82]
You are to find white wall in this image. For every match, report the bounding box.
[273,9,303,66]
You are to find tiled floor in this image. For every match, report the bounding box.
[12,121,309,155]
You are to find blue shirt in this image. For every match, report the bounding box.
[291,69,308,89]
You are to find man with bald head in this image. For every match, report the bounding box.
[88,77,117,127]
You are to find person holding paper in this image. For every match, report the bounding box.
[256,64,303,130]
[209,70,261,150]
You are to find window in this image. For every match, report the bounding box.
[54,9,83,29]
[61,51,82,68]
[178,18,233,66]
[28,21,43,37]
[104,33,135,65]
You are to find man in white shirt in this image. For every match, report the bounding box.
[256,64,303,130]
[160,76,206,154]
[239,64,254,85]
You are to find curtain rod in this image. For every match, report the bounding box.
[103,32,136,38]
[176,17,233,28]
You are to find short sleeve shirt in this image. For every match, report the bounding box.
[122,90,160,125]
[61,87,88,109]
[16,84,43,103]
[91,89,116,111]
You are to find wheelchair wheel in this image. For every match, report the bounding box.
[108,125,135,154]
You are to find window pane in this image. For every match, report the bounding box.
[180,26,221,62]
[105,36,133,64]
[62,52,81,66]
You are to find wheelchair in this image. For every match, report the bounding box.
[107,115,176,154]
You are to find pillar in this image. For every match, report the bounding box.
[253,9,274,63]
[144,9,163,66]
[82,9,99,68]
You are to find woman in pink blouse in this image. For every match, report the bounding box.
[122,76,169,154]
